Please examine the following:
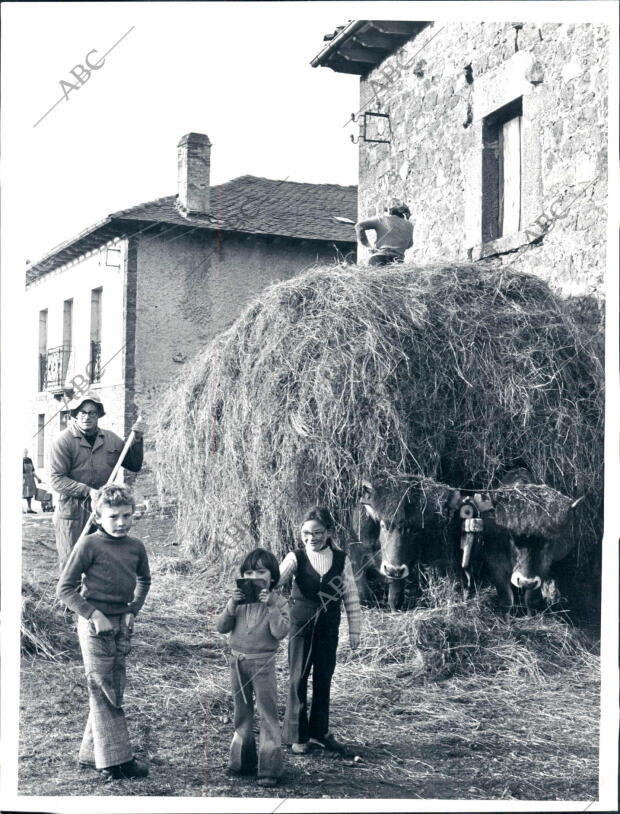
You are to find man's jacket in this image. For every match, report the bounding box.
[49,423,143,520]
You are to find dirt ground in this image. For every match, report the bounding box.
[19,512,600,801]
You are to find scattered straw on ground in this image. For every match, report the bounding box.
[19,518,599,800]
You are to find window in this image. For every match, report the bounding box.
[90,287,102,383]
[60,410,71,430]
[63,299,73,350]
[38,309,48,391]
[481,97,522,243]
[37,414,45,468]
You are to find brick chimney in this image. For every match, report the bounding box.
[177,133,212,215]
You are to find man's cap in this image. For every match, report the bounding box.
[69,391,106,418]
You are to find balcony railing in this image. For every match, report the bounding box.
[42,345,72,394]
[90,340,102,383]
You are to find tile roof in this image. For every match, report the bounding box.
[27,175,357,283]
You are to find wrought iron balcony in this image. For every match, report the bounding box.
[43,345,72,394]
[90,340,102,383]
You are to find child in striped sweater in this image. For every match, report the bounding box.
[279,506,361,755]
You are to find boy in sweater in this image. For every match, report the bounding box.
[215,548,289,787]
[57,484,150,781]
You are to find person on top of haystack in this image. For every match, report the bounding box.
[49,392,144,571]
[355,199,414,266]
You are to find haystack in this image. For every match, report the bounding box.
[154,263,603,561]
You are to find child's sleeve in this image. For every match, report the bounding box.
[128,542,151,615]
[267,595,290,640]
[215,600,238,634]
[277,552,297,587]
[56,540,96,618]
[342,559,362,639]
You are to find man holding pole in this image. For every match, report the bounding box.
[49,392,144,570]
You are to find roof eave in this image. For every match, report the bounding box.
[310,20,367,69]
[311,20,432,76]
[26,216,356,285]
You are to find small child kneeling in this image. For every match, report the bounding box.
[56,484,151,781]
[215,548,289,787]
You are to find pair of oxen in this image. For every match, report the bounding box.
[347,470,582,613]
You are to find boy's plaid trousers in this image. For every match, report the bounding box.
[77,614,135,769]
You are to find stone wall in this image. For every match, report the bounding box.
[358,22,608,298]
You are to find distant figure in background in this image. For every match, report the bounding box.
[23,449,41,514]
[49,392,144,571]
[355,200,413,267]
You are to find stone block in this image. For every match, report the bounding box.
[473,50,535,121]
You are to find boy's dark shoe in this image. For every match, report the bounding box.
[100,758,149,781]
[100,765,123,781]
[119,758,149,779]
[226,764,257,776]
[309,733,349,754]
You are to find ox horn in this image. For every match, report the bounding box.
[570,495,585,509]
[461,535,475,569]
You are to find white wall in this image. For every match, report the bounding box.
[24,241,127,478]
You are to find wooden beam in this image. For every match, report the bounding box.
[352,30,396,50]
[371,21,423,36]
[339,43,391,63]
[327,58,374,75]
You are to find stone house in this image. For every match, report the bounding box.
[312,20,608,297]
[26,133,356,487]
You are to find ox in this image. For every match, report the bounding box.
[348,472,582,614]
[349,479,455,611]
[455,470,582,613]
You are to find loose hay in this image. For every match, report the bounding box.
[492,483,576,538]
[155,263,603,564]
[21,581,78,660]
[337,572,595,683]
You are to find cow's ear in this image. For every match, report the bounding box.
[447,490,462,513]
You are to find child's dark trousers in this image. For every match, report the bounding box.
[283,601,339,744]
